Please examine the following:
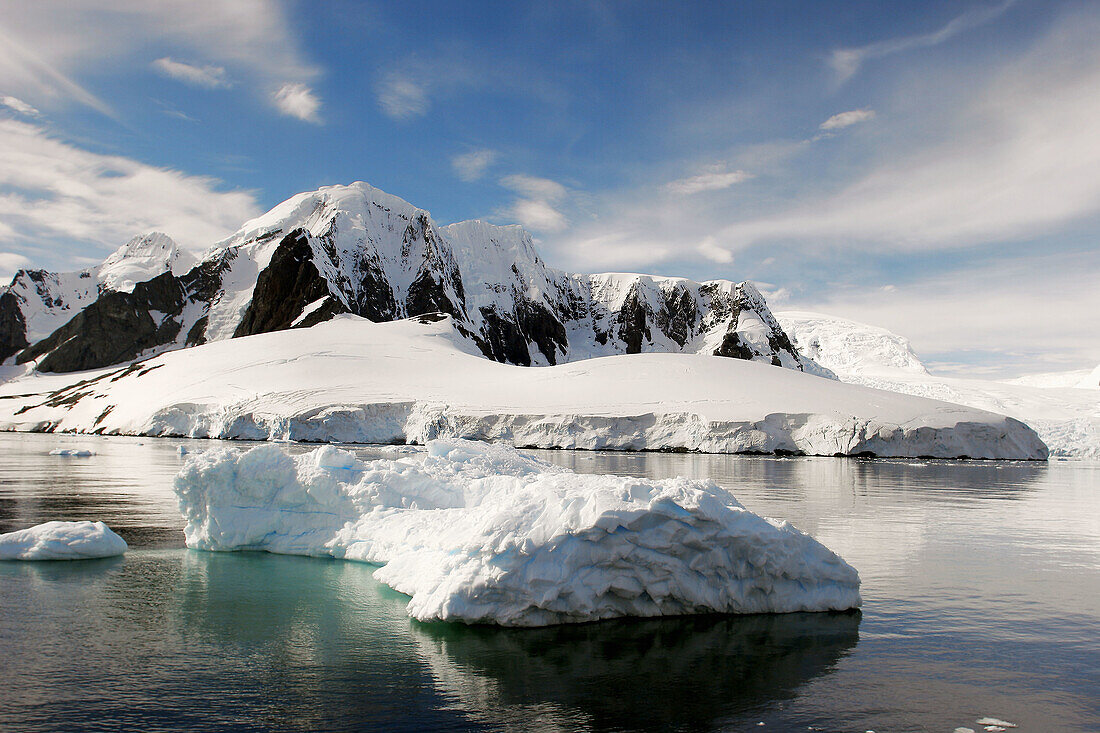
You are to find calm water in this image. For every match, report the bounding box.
[0,433,1097,732]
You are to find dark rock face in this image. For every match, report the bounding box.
[0,289,29,362]
[234,230,348,337]
[616,286,652,355]
[19,272,185,373]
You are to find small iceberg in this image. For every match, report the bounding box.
[0,520,128,560]
[175,439,861,626]
[49,448,95,457]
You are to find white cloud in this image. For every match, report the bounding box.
[829,0,1017,83]
[451,149,497,182]
[273,82,321,123]
[713,15,1100,253]
[499,174,569,232]
[667,169,751,195]
[0,251,31,281]
[696,236,733,263]
[377,73,429,119]
[509,199,567,233]
[793,250,1100,376]
[500,174,567,202]
[152,57,229,88]
[819,108,875,130]
[0,1,320,119]
[0,119,260,266]
[0,95,39,117]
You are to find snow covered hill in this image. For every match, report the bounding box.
[0,233,193,363]
[2,182,807,375]
[0,315,1047,459]
[1003,363,1100,390]
[778,311,1100,459]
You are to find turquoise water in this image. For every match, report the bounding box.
[1,433,1097,732]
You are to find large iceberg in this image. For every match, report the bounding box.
[0,520,128,560]
[175,439,861,626]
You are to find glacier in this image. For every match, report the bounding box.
[0,314,1047,459]
[0,520,128,560]
[778,311,1100,459]
[174,438,862,626]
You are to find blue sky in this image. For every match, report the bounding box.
[0,0,1098,377]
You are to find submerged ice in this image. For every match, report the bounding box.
[0,520,128,560]
[174,439,861,626]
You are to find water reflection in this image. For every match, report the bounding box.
[540,450,1048,500]
[413,611,861,731]
[1,433,1097,731]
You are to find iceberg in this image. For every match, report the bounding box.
[0,520,128,560]
[49,448,96,457]
[174,439,861,626]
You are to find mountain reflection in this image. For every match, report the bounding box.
[412,611,861,731]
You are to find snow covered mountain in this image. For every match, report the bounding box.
[777,311,928,378]
[778,311,1099,459]
[1003,363,1100,390]
[2,182,807,374]
[0,233,194,363]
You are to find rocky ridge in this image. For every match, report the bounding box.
[2,182,813,374]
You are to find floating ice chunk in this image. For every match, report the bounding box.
[976,718,1016,729]
[0,521,128,560]
[954,728,976,733]
[49,448,95,457]
[177,445,189,455]
[174,439,862,626]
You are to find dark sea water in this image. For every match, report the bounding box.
[0,433,1097,732]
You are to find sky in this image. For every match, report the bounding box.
[0,0,1098,378]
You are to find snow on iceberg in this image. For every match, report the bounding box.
[0,521,128,560]
[174,439,861,626]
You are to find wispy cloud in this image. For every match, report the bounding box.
[793,249,1100,376]
[500,174,568,232]
[830,1,1017,83]
[273,82,321,123]
[0,119,260,266]
[152,57,229,88]
[696,236,733,264]
[0,95,40,117]
[451,149,497,182]
[819,108,875,130]
[376,73,429,119]
[719,23,1100,253]
[667,168,751,195]
[500,174,567,201]
[0,1,321,120]
[0,251,31,281]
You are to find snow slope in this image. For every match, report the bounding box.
[0,315,1046,459]
[175,438,861,625]
[1004,363,1100,390]
[778,311,1100,459]
[0,520,127,560]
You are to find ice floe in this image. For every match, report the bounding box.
[174,438,861,626]
[0,520,128,560]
